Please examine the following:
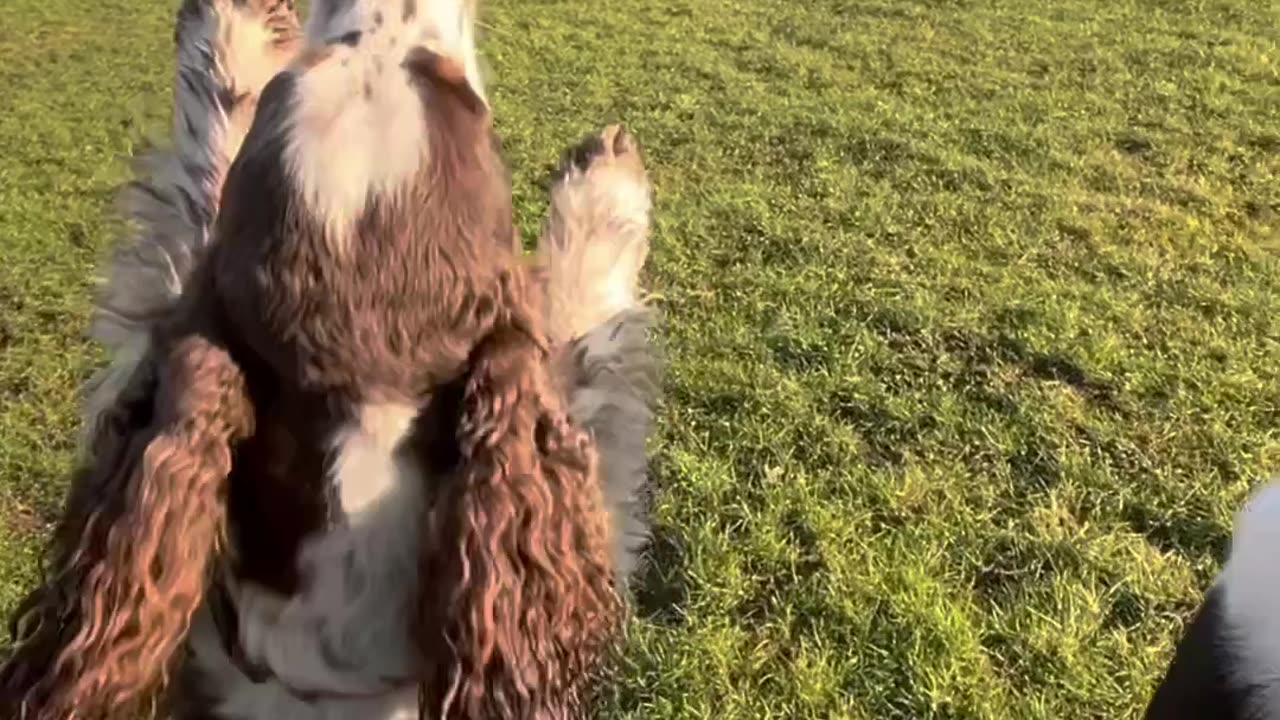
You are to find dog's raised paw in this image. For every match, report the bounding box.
[551,123,652,239]
[556,124,649,189]
[546,123,652,259]
[540,124,654,342]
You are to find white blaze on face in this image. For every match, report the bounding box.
[283,0,486,246]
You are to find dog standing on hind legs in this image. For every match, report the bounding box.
[0,0,659,717]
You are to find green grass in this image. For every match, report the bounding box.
[2,0,1279,717]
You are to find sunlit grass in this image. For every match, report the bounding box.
[1,0,1277,717]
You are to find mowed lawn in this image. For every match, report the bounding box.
[2,0,1279,717]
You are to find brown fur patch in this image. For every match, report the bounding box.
[223,381,335,594]
[403,46,487,118]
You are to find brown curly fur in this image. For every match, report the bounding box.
[0,276,256,719]
[415,268,621,720]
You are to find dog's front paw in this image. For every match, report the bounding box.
[552,125,652,237]
[541,124,654,341]
[556,124,649,190]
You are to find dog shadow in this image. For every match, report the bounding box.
[631,455,691,627]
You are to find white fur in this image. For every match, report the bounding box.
[540,133,653,344]
[329,403,420,513]
[190,402,424,718]
[284,0,485,246]
[1219,480,1280,716]
[188,608,420,720]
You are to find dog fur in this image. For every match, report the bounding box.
[0,0,658,718]
[1145,481,1280,720]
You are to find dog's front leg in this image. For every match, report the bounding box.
[538,124,660,591]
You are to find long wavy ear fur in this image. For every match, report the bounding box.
[416,268,623,719]
[0,318,255,719]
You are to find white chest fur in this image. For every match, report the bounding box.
[189,402,428,719]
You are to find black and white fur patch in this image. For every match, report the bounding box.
[1146,482,1280,720]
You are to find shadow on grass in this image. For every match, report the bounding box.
[633,522,689,627]
[631,454,691,627]
[1121,501,1229,561]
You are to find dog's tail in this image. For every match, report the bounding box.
[82,0,300,451]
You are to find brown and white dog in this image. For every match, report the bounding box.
[0,0,658,718]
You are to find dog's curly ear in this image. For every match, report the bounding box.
[0,332,254,720]
[415,269,623,719]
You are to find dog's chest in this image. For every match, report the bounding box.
[296,399,427,594]
[286,400,426,668]
[206,401,432,719]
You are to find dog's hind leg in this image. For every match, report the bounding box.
[83,0,301,453]
[538,124,660,591]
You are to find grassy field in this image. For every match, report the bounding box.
[2,0,1279,717]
